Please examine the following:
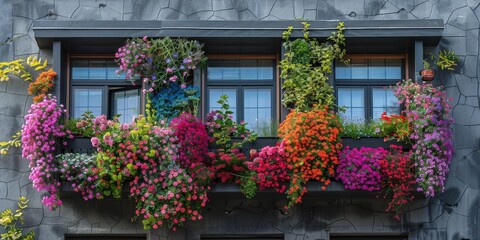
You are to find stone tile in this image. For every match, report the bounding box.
[100,6,122,20]
[238,9,258,20]
[7,181,20,200]
[0,182,7,198]
[0,169,22,182]
[169,0,188,14]
[188,11,214,20]
[270,0,294,19]
[125,0,164,20]
[13,35,39,56]
[462,55,478,78]
[304,8,316,20]
[54,0,79,18]
[316,1,339,20]
[105,0,123,13]
[389,0,415,11]
[0,42,13,62]
[12,16,31,36]
[0,92,29,117]
[186,0,213,15]
[21,208,43,227]
[19,184,44,209]
[213,9,239,20]
[458,76,478,96]
[71,5,101,20]
[247,0,276,19]
[411,1,433,19]
[13,0,54,20]
[448,6,479,30]
[293,0,304,18]
[157,8,187,20]
[0,115,23,140]
[439,171,468,205]
[447,214,472,239]
[364,0,386,16]
[233,0,248,11]
[443,24,467,37]
[456,150,480,188]
[213,0,233,11]
[331,0,365,15]
[466,29,478,56]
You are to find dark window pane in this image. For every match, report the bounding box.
[73,88,103,118]
[368,59,386,79]
[338,88,365,122]
[113,89,140,123]
[372,88,400,119]
[351,59,368,79]
[207,59,274,81]
[72,59,125,81]
[72,60,89,79]
[244,89,272,136]
[208,88,237,121]
[386,59,402,79]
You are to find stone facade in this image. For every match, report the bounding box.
[0,0,479,239]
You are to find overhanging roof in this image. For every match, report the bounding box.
[33,20,444,48]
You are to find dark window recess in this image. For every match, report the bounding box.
[206,58,276,137]
[65,235,146,240]
[70,58,141,123]
[335,57,403,122]
[201,234,284,240]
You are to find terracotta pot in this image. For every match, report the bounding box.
[420,69,435,81]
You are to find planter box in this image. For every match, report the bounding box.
[61,137,95,154]
[341,137,411,150]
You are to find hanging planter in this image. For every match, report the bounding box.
[419,68,435,81]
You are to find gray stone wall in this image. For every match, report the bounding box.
[0,0,478,239]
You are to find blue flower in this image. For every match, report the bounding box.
[166,58,171,63]
[173,52,179,58]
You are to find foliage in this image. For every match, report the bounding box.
[278,107,342,207]
[336,147,387,191]
[170,112,210,168]
[379,145,416,219]
[246,143,291,193]
[378,112,410,142]
[205,95,257,150]
[21,95,72,209]
[57,153,102,201]
[66,111,95,137]
[280,22,347,111]
[150,83,200,121]
[0,56,48,82]
[0,132,21,155]
[394,79,453,197]
[116,36,206,93]
[0,197,35,240]
[436,50,459,71]
[340,120,381,139]
[28,69,56,103]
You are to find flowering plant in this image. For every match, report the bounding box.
[378,112,410,142]
[205,95,257,150]
[379,145,416,219]
[170,112,210,168]
[278,107,342,207]
[57,153,102,201]
[246,143,291,193]
[131,164,208,231]
[336,147,387,191]
[28,69,56,103]
[394,79,453,196]
[115,36,151,81]
[115,36,206,93]
[66,111,95,137]
[21,95,72,209]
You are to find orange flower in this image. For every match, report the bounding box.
[28,69,57,103]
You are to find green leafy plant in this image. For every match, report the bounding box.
[0,197,35,240]
[66,111,95,137]
[340,120,381,139]
[280,22,347,112]
[0,56,48,82]
[0,132,21,155]
[436,50,459,71]
[205,95,257,150]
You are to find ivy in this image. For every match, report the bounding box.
[280,22,347,112]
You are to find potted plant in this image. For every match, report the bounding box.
[420,60,435,81]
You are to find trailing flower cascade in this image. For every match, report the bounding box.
[21,96,72,209]
[28,69,56,103]
[278,107,342,207]
[336,147,387,191]
[394,79,453,197]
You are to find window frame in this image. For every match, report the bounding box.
[68,55,145,120]
[334,54,408,122]
[203,55,279,135]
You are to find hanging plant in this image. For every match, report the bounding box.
[150,83,200,122]
[115,36,206,93]
[278,107,342,207]
[394,79,453,197]
[280,22,347,112]
[21,95,72,209]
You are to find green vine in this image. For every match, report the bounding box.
[280,22,348,112]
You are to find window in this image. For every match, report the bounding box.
[335,56,405,122]
[70,58,141,123]
[201,234,284,240]
[65,235,146,240]
[205,57,276,136]
[330,234,407,240]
